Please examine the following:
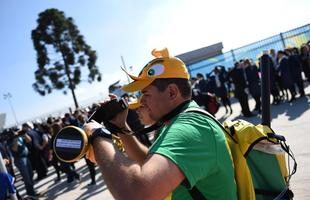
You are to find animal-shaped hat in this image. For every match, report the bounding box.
[122,48,189,92]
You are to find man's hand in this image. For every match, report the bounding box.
[83,94,129,163]
[84,120,104,163]
[106,94,129,129]
[3,158,10,165]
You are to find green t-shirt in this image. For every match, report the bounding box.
[149,101,237,200]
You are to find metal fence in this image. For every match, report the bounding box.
[188,24,310,76]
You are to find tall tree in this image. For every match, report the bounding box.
[31,8,101,108]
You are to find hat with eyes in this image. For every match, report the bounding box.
[122,48,190,92]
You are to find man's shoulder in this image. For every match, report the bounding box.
[179,103,211,121]
[170,108,215,133]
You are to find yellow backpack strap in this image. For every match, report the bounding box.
[224,120,258,200]
[266,131,297,183]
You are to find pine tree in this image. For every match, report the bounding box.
[31,8,101,108]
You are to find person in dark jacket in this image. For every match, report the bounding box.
[191,74,217,114]
[244,59,261,113]
[9,128,39,197]
[277,51,296,102]
[208,66,233,114]
[22,123,48,181]
[299,45,310,83]
[286,48,305,97]
[261,53,281,105]
[196,73,209,94]
[191,77,204,107]
[228,61,254,117]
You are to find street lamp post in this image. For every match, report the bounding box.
[3,92,19,126]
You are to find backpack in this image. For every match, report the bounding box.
[184,108,297,200]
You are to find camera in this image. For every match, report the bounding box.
[88,98,128,123]
[53,98,128,163]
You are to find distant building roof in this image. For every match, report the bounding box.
[176,42,223,65]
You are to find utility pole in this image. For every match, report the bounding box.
[3,92,18,126]
[260,54,271,127]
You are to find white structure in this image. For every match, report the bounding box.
[176,42,223,65]
[0,113,6,131]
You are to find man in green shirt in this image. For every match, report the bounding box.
[149,100,236,199]
[84,48,237,199]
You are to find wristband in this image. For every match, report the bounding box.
[104,121,134,135]
[89,127,112,145]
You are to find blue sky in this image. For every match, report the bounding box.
[1,0,310,128]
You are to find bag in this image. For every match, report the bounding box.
[184,108,296,200]
[205,93,220,115]
[223,119,296,200]
[207,93,220,115]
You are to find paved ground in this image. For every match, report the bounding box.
[13,85,310,200]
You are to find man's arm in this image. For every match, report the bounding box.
[92,137,185,200]
[23,133,32,143]
[118,133,149,165]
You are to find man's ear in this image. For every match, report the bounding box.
[167,84,179,100]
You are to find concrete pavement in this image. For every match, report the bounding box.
[14,85,310,200]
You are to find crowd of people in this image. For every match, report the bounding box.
[0,42,310,199]
[0,95,154,199]
[191,42,310,117]
[0,104,103,199]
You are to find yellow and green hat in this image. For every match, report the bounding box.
[122,48,190,92]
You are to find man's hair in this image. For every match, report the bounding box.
[22,123,29,128]
[151,78,192,98]
[196,73,204,78]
